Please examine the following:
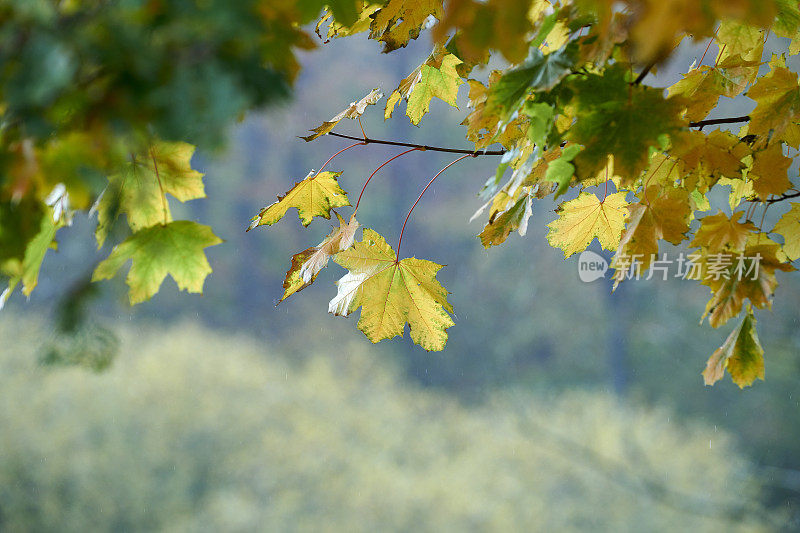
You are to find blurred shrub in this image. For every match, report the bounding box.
[0,319,779,531]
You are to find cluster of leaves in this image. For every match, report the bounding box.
[0,0,343,308]
[4,1,800,388]
[248,0,800,388]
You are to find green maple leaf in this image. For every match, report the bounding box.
[488,45,577,118]
[405,54,463,126]
[568,65,684,180]
[330,229,454,351]
[703,306,764,388]
[95,141,205,246]
[92,221,222,304]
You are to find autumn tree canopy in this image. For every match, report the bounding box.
[3,0,800,387]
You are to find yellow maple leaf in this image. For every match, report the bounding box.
[301,88,383,141]
[671,130,750,191]
[330,229,454,351]
[690,210,755,253]
[546,191,628,258]
[750,142,792,198]
[387,53,462,126]
[773,202,800,260]
[693,240,794,328]
[747,63,800,147]
[612,185,691,280]
[280,213,360,302]
[369,0,442,52]
[248,170,350,228]
[703,306,764,388]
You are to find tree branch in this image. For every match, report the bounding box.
[688,115,750,129]
[326,132,506,156]
[632,62,655,85]
[764,191,800,204]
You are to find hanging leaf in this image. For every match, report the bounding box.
[330,229,454,351]
[280,212,360,302]
[750,142,792,198]
[546,191,628,258]
[92,221,222,305]
[95,141,205,246]
[773,202,800,261]
[301,88,383,141]
[248,170,350,228]
[703,306,765,388]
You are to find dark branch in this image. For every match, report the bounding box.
[632,62,655,85]
[765,191,800,204]
[688,115,750,129]
[326,132,506,156]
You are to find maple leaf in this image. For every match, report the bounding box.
[95,141,205,246]
[488,45,576,118]
[390,54,462,126]
[667,55,760,122]
[301,88,383,141]
[694,240,793,328]
[280,212,360,302]
[478,192,533,248]
[690,210,755,253]
[750,143,792,198]
[773,202,800,261]
[92,221,222,305]
[703,306,764,388]
[568,65,685,181]
[369,0,442,52]
[460,72,525,150]
[316,4,382,42]
[671,130,750,192]
[747,63,800,148]
[383,46,446,119]
[612,185,691,279]
[248,170,350,228]
[330,229,454,351]
[433,0,535,63]
[546,192,628,258]
[715,19,764,67]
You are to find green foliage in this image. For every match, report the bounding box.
[0,319,780,531]
[2,0,800,387]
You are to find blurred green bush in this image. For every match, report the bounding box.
[0,319,779,531]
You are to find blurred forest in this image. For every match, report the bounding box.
[2,17,800,531]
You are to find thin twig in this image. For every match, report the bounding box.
[632,62,655,85]
[354,148,422,216]
[396,154,472,257]
[762,191,800,204]
[327,132,506,156]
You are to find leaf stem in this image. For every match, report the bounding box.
[353,148,422,216]
[149,148,169,226]
[327,132,506,156]
[396,154,472,258]
[358,117,367,140]
[316,141,367,176]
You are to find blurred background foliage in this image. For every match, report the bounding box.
[0,318,781,531]
[1,1,800,530]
